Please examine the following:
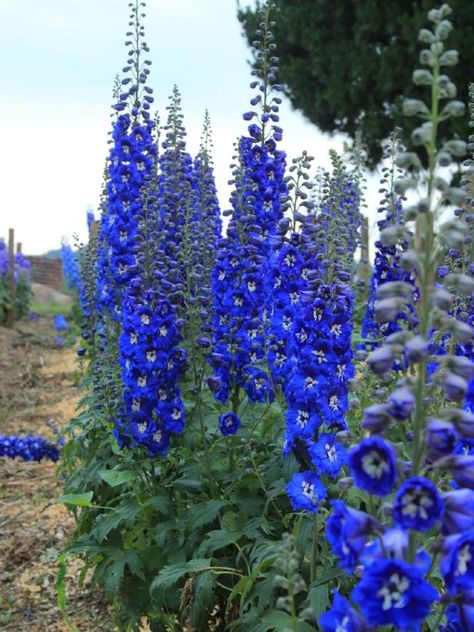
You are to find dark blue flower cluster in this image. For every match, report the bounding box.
[114,286,186,456]
[96,112,156,317]
[153,86,196,310]
[0,435,61,462]
[61,242,82,296]
[280,159,359,511]
[209,15,286,407]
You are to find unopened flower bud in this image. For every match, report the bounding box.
[405,336,430,363]
[441,371,468,402]
[412,69,433,85]
[367,346,394,375]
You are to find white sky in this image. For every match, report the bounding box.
[0,0,381,255]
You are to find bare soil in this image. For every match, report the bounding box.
[0,316,115,631]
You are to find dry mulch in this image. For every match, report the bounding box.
[0,317,116,631]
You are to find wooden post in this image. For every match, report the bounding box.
[16,242,22,254]
[5,228,15,326]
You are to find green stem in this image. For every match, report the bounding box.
[310,514,319,584]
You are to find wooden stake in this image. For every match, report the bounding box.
[16,242,22,254]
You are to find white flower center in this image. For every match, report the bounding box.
[377,573,410,611]
[456,544,472,576]
[401,490,433,520]
[326,444,337,462]
[362,450,389,478]
[141,314,150,325]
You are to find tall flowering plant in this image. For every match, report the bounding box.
[209,0,286,408]
[321,6,474,630]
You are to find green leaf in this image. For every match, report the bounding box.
[253,610,294,632]
[221,511,246,533]
[198,529,238,556]
[94,500,142,543]
[150,558,211,594]
[103,548,144,595]
[98,469,137,487]
[59,491,93,507]
[308,582,329,619]
[173,478,202,490]
[185,499,224,531]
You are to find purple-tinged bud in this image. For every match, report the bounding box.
[198,337,211,349]
[441,371,468,402]
[445,273,474,296]
[432,287,453,310]
[361,404,392,433]
[337,477,354,491]
[243,111,255,121]
[375,297,405,322]
[427,418,459,457]
[77,348,86,357]
[441,489,474,534]
[405,335,430,363]
[367,346,394,375]
[443,356,474,381]
[388,387,415,420]
[399,249,420,272]
[207,376,222,392]
[210,353,227,367]
[435,455,474,488]
[335,430,352,445]
[444,409,474,439]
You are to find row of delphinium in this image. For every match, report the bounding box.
[58,2,474,631]
[0,237,31,323]
[319,6,474,630]
[0,435,60,462]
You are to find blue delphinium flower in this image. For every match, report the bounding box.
[319,592,371,632]
[352,558,438,630]
[115,286,186,457]
[219,412,241,437]
[348,436,398,496]
[286,471,326,512]
[440,529,474,594]
[0,435,60,462]
[54,314,68,331]
[209,3,287,409]
[95,6,156,319]
[61,242,82,296]
[392,476,444,531]
[326,500,377,572]
[441,489,474,534]
[309,433,348,478]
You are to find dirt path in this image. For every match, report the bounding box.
[0,317,114,631]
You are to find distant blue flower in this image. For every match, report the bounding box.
[319,591,370,632]
[286,471,326,512]
[393,477,444,532]
[219,412,241,437]
[0,435,60,462]
[352,558,438,630]
[348,436,398,496]
[54,314,68,331]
